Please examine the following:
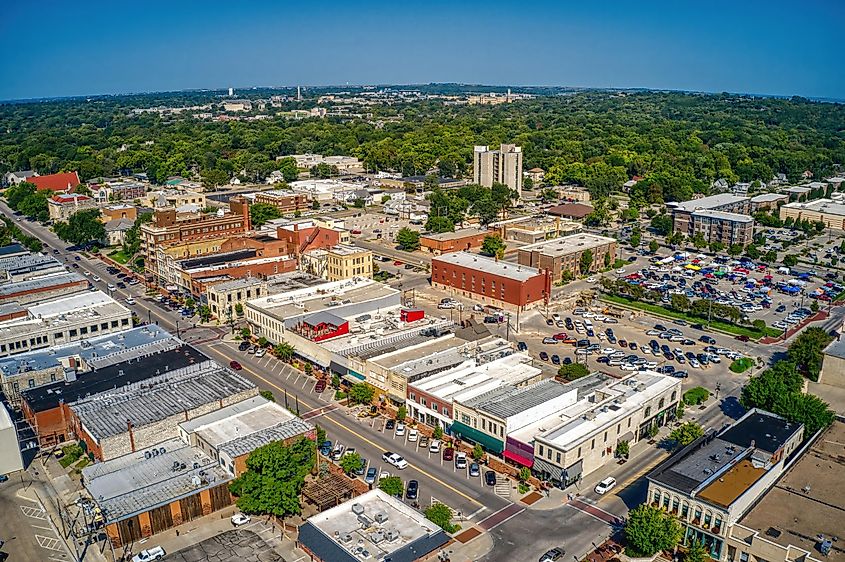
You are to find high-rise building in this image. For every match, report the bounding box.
[473,144,523,195]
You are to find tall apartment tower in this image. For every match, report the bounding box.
[473,144,523,196]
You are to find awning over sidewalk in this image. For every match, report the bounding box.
[533,457,564,481]
[503,450,534,468]
[619,431,634,443]
[450,421,504,454]
[295,350,329,369]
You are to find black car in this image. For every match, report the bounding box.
[540,548,565,562]
[649,339,660,350]
[116,282,126,289]
[673,370,689,378]
[386,419,396,430]
[238,341,251,351]
[562,357,572,364]
[546,319,554,326]
[406,480,419,500]
[597,356,609,364]
[484,316,499,324]
[699,335,716,344]
[691,323,704,330]
[485,470,496,486]
[539,351,549,361]
[654,324,667,332]
[576,339,590,348]
[551,354,561,365]
[517,341,528,351]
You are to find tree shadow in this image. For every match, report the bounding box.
[720,396,745,420]
[616,475,649,511]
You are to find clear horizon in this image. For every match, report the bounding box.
[1,0,843,101]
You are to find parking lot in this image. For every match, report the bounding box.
[344,212,418,242]
[161,528,286,562]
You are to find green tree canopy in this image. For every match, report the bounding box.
[480,234,506,259]
[669,421,705,447]
[54,209,105,245]
[396,227,420,251]
[558,363,589,380]
[348,382,375,405]
[228,437,315,517]
[250,203,283,227]
[378,475,403,497]
[624,504,683,557]
[787,327,833,381]
[424,503,459,533]
[650,214,673,236]
[339,451,363,475]
[579,249,594,274]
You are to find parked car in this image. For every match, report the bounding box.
[469,462,480,477]
[319,440,332,456]
[551,354,561,365]
[365,467,377,485]
[443,447,455,461]
[331,445,345,461]
[408,429,418,442]
[539,351,549,361]
[382,452,408,469]
[385,419,395,431]
[314,379,327,393]
[542,337,557,345]
[132,547,166,562]
[395,423,406,436]
[594,477,617,495]
[231,513,251,526]
[484,470,497,486]
[540,547,565,562]
[517,341,528,351]
[229,360,242,370]
[406,480,419,500]
[255,348,266,358]
[429,439,441,453]
[455,452,468,469]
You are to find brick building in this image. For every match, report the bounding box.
[47,193,98,221]
[300,245,373,281]
[28,171,81,192]
[420,228,488,255]
[517,233,617,282]
[0,271,87,306]
[246,191,310,213]
[101,204,138,222]
[689,210,754,247]
[669,194,751,238]
[431,252,551,312]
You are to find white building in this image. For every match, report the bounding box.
[0,403,24,476]
[473,144,523,196]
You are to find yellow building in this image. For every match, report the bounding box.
[300,245,372,281]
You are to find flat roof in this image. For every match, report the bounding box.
[327,244,370,256]
[518,233,616,258]
[368,335,464,371]
[70,360,256,439]
[0,402,12,431]
[648,409,802,497]
[0,271,85,298]
[823,337,845,360]
[738,421,845,562]
[433,252,540,282]
[782,198,845,217]
[696,458,767,508]
[460,378,569,419]
[298,489,449,562]
[421,227,486,242]
[0,253,62,275]
[21,343,203,412]
[0,291,130,341]
[671,194,749,212]
[83,438,231,522]
[206,276,265,293]
[0,324,177,378]
[750,193,788,203]
[782,186,812,194]
[691,209,754,223]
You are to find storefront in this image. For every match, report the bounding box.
[450,421,504,454]
[533,458,582,489]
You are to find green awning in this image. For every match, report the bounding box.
[450,421,504,453]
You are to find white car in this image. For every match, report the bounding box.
[582,312,595,319]
[689,359,701,369]
[407,429,418,442]
[594,477,617,495]
[620,363,638,371]
[616,268,626,274]
[255,348,266,357]
[455,452,468,469]
[231,513,251,526]
[586,277,596,283]
[125,297,135,305]
[107,283,116,291]
[601,347,616,355]
[708,354,721,364]
[395,423,405,436]
[92,275,101,282]
[429,439,441,453]
[132,547,166,562]
[382,452,408,469]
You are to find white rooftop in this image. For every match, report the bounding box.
[433,252,541,282]
[781,198,845,216]
[671,194,749,212]
[179,396,295,446]
[519,233,616,257]
[690,209,754,223]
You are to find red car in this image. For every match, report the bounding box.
[443,447,455,461]
[351,229,362,234]
[394,260,403,266]
[229,360,243,370]
[314,379,327,393]
[553,332,568,341]
[735,335,750,342]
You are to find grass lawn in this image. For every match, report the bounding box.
[108,248,130,264]
[601,294,782,340]
[730,357,754,373]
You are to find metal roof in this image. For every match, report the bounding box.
[0,271,85,297]
[461,378,568,419]
[672,194,749,212]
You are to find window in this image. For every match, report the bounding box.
[672,498,679,513]
[645,406,652,418]
[694,507,702,522]
[577,447,581,457]
[659,398,665,409]
[556,452,561,463]
[663,495,670,509]
[628,418,631,428]
[604,431,608,442]
[51,373,57,382]
[461,414,471,424]
[547,448,552,460]
[704,513,712,527]
[591,439,595,450]
[28,378,35,388]
[80,327,88,335]
[653,491,660,504]
[538,444,544,456]
[681,502,689,518]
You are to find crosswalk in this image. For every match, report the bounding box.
[494,480,511,498]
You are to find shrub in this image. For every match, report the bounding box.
[729,357,754,373]
[683,387,709,406]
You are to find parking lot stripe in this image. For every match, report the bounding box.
[202,346,483,507]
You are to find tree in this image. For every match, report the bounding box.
[122,211,153,257]
[396,405,407,422]
[782,254,797,267]
[234,303,244,316]
[650,214,673,236]
[690,233,707,250]
[630,232,642,247]
[558,363,589,380]
[671,294,691,312]
[669,421,704,447]
[472,443,484,462]
[624,504,683,557]
[433,425,443,439]
[339,451,363,475]
[274,342,295,361]
[649,239,659,253]
[240,327,251,339]
[228,437,315,517]
[686,540,709,562]
[378,475,403,497]
[396,227,420,251]
[709,241,725,253]
[810,300,819,313]
[787,327,833,381]
[259,389,276,402]
[540,188,558,202]
[579,249,594,275]
[54,209,105,245]
[615,440,630,458]
[424,503,459,533]
[201,168,229,189]
[348,383,375,405]
[481,234,506,259]
[728,244,744,256]
[198,305,211,322]
[249,203,283,227]
[744,244,761,260]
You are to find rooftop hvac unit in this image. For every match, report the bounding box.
[351,503,364,515]
[191,475,202,487]
[384,529,400,542]
[373,512,388,524]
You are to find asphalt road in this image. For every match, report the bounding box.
[0,474,72,562]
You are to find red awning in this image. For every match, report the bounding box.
[503,450,534,468]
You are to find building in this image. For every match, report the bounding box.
[557,186,591,203]
[68,359,257,460]
[289,154,365,174]
[2,170,36,186]
[689,210,755,247]
[525,167,545,184]
[0,403,23,477]
[105,218,135,246]
[490,216,581,244]
[178,395,313,477]
[100,204,138,222]
[205,276,267,320]
[271,219,346,257]
[28,171,81,192]
[288,179,362,203]
[473,144,523,195]
[750,193,788,212]
[297,489,450,562]
[528,371,681,487]
[18,335,195,445]
[91,180,147,202]
[47,193,98,221]
[819,337,845,388]
[779,199,845,231]
[167,251,296,299]
[647,409,805,561]
[0,271,87,306]
[431,252,551,312]
[0,291,133,360]
[724,420,845,562]
[300,245,373,281]
[420,228,488,255]
[84,438,234,548]
[141,207,250,285]
[782,186,813,200]
[0,253,64,281]
[248,191,309,213]
[517,233,617,282]
[143,189,207,209]
[407,350,543,431]
[222,99,252,112]
[546,203,594,220]
[669,194,751,236]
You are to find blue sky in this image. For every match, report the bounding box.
[1,0,842,100]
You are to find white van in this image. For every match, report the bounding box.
[595,477,617,495]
